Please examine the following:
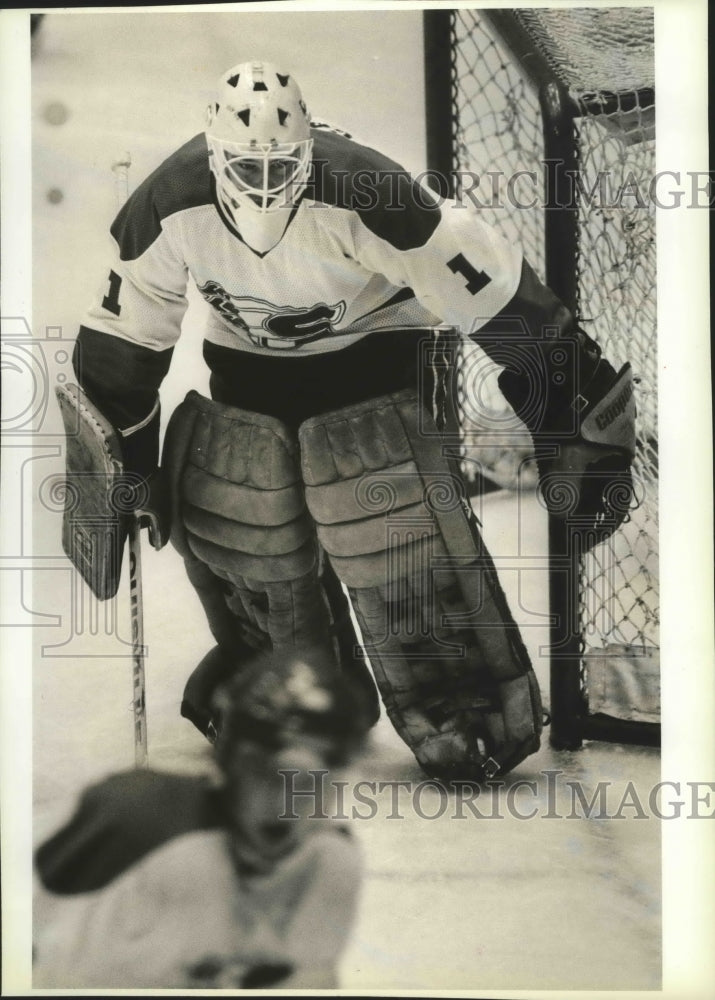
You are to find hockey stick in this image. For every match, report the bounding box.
[128,517,148,767]
[112,153,148,768]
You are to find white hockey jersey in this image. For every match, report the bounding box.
[82,125,523,357]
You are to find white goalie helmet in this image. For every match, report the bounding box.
[206,61,313,253]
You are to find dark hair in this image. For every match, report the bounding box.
[212,646,372,767]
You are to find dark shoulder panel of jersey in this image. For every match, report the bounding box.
[35,770,225,894]
[306,125,441,251]
[111,133,213,262]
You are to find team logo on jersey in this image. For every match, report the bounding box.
[198,280,346,349]
[199,280,252,333]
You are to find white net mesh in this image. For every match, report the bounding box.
[574,104,658,665]
[446,8,658,697]
[453,13,546,274]
[452,11,544,489]
[515,7,655,94]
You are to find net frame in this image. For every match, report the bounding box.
[424,8,659,748]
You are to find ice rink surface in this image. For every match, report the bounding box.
[23,8,664,993]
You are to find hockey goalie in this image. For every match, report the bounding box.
[62,60,636,782]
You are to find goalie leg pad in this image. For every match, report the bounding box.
[161,391,331,653]
[179,555,380,737]
[299,389,542,780]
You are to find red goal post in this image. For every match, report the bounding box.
[423,8,659,750]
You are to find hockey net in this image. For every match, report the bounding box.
[434,8,658,736]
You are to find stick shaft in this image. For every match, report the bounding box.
[111,152,132,208]
[111,151,147,767]
[128,518,148,767]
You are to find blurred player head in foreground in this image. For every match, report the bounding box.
[212,645,372,874]
[34,645,371,990]
[206,60,313,252]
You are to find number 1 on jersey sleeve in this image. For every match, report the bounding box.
[446,253,492,295]
[102,270,123,316]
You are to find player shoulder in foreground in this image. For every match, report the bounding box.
[35,768,223,894]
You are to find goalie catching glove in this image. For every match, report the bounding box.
[500,354,637,541]
[55,383,170,600]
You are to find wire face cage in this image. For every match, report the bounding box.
[424,8,659,747]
